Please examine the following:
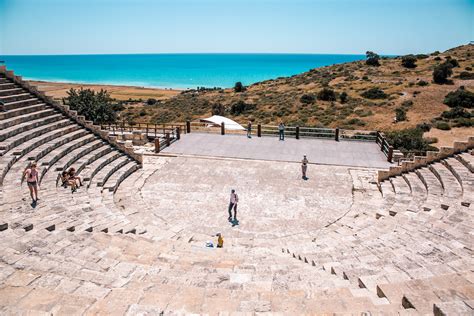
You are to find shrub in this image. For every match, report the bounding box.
[234,82,244,93]
[345,118,366,126]
[416,122,432,132]
[446,58,459,68]
[395,107,407,121]
[139,109,147,116]
[444,87,474,108]
[433,62,453,84]
[417,80,429,86]
[459,72,474,80]
[386,128,430,152]
[401,100,413,108]
[466,67,473,71]
[431,51,440,56]
[146,98,157,106]
[441,107,471,119]
[339,92,348,103]
[360,87,387,99]
[416,54,429,59]
[452,117,474,127]
[230,100,255,115]
[317,88,336,101]
[401,55,417,68]
[65,88,117,124]
[300,94,316,104]
[365,51,380,66]
[434,56,442,61]
[435,121,451,130]
[211,103,225,116]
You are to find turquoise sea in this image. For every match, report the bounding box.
[1,54,364,89]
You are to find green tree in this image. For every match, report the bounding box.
[444,87,474,108]
[234,82,244,93]
[365,51,380,66]
[65,88,117,124]
[339,91,348,103]
[433,62,453,84]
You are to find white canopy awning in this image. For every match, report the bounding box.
[199,115,245,130]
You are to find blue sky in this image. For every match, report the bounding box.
[0,0,472,55]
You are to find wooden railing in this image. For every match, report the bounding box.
[100,119,395,162]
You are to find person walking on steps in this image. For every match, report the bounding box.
[278,122,285,141]
[247,121,252,138]
[301,155,309,180]
[228,189,239,222]
[24,162,40,205]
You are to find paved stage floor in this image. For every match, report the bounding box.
[162,133,392,169]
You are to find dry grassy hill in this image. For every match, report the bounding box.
[121,44,473,136]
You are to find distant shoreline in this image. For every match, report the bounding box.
[28,80,182,101]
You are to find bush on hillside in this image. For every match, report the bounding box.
[440,107,471,119]
[416,122,432,132]
[395,107,407,121]
[445,57,459,68]
[146,98,157,106]
[234,82,245,93]
[339,91,348,103]
[435,121,451,130]
[386,128,431,152]
[459,71,474,80]
[317,88,336,101]
[433,62,453,84]
[230,100,255,115]
[365,51,380,66]
[300,94,316,104]
[65,88,117,124]
[360,87,387,99]
[417,80,429,86]
[444,87,474,108]
[401,55,417,68]
[211,103,225,116]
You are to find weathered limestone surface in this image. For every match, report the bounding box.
[0,70,473,314]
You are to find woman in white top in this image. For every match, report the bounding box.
[24,162,40,204]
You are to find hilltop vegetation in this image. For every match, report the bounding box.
[118,44,473,135]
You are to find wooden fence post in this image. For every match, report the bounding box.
[154,138,160,153]
[176,127,180,140]
[221,122,225,135]
[335,128,340,141]
[165,132,170,146]
[186,120,191,133]
[257,124,261,137]
[387,146,394,162]
[296,126,300,139]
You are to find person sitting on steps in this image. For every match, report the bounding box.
[60,170,77,193]
[67,167,82,187]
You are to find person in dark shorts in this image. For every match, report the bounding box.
[301,155,309,180]
[24,162,40,204]
[228,189,239,222]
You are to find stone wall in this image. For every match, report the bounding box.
[377,137,474,182]
[0,66,143,164]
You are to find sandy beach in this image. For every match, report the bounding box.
[28,80,181,101]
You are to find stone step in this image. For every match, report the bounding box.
[0,103,47,120]
[0,108,57,130]
[0,119,72,155]
[0,92,32,103]
[0,87,24,97]
[0,113,63,142]
[3,97,41,111]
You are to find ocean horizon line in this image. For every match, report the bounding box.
[2,52,388,57]
[1,53,369,89]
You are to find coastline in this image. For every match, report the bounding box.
[28,80,182,101]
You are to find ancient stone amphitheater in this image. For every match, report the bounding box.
[0,67,473,315]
